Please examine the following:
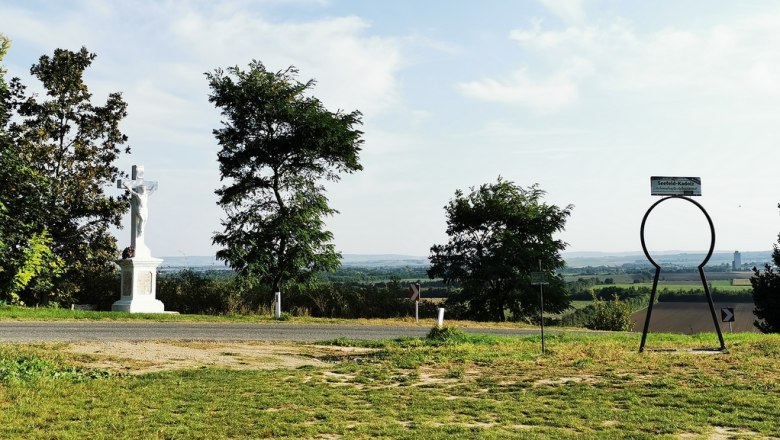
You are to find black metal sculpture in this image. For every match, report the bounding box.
[638,195,726,352]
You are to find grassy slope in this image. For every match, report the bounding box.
[1,332,779,438]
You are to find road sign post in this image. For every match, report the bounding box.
[409,282,421,323]
[721,307,735,333]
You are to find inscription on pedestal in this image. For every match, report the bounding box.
[136,271,153,295]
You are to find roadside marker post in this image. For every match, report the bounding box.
[274,292,281,320]
[721,307,735,333]
[437,308,445,327]
[531,261,548,355]
[409,282,421,323]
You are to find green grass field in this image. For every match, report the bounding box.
[598,280,751,292]
[1,330,778,438]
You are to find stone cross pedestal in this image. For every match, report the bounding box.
[112,165,165,313]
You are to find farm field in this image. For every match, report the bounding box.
[565,272,754,284]
[599,281,751,292]
[1,331,779,438]
[632,302,758,334]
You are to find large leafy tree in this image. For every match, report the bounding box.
[3,47,129,305]
[207,62,363,295]
[0,33,14,287]
[429,177,572,321]
[751,204,780,333]
[0,35,57,304]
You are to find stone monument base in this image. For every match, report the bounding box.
[112,257,166,313]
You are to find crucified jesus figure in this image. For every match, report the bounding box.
[117,165,157,257]
[123,180,150,239]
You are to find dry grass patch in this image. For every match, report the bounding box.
[66,340,374,374]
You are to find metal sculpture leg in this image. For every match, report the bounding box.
[639,265,660,353]
[699,266,726,350]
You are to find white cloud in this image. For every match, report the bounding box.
[457,58,593,112]
[168,10,402,115]
[458,70,577,111]
[609,18,780,97]
[538,0,587,24]
[0,7,92,51]
[463,8,780,113]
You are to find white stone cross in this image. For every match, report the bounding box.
[117,165,158,258]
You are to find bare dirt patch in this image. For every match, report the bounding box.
[677,426,766,439]
[533,375,597,386]
[67,341,373,374]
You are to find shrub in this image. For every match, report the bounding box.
[588,295,634,331]
[155,270,441,319]
[752,263,780,333]
[750,205,780,333]
[426,325,468,344]
[156,270,240,314]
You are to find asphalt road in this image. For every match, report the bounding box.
[0,322,545,343]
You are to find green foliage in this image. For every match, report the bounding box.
[8,229,63,304]
[156,269,245,315]
[0,35,10,273]
[426,325,468,344]
[588,294,634,331]
[207,61,363,296]
[429,177,573,321]
[0,349,112,384]
[319,266,430,284]
[289,281,438,319]
[1,47,129,306]
[657,287,753,303]
[0,34,8,111]
[561,287,649,329]
[155,270,437,319]
[751,211,780,333]
[0,35,57,303]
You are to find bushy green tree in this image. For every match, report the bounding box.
[429,177,572,321]
[2,47,129,305]
[207,62,363,296]
[751,207,780,333]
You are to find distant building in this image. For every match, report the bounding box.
[733,251,742,271]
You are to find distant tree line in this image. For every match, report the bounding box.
[156,269,439,319]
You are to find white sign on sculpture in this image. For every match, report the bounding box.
[112,165,166,313]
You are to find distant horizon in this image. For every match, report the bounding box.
[158,250,774,270]
[161,249,774,259]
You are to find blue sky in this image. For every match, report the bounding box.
[2,0,778,258]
